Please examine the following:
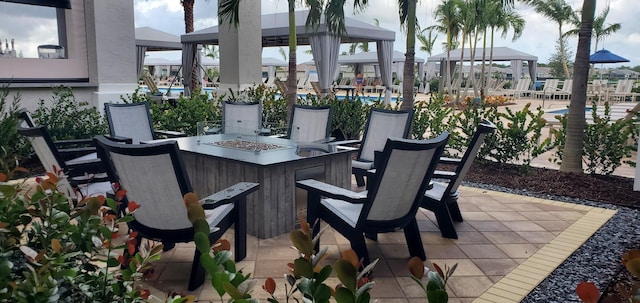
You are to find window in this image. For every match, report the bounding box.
[0,1,68,59]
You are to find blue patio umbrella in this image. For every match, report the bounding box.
[589,49,629,64]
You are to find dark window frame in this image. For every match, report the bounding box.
[1,0,70,9]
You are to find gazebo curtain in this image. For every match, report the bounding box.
[136,45,147,79]
[310,34,340,96]
[182,43,196,96]
[376,40,393,104]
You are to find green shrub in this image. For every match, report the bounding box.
[551,102,638,175]
[474,103,550,167]
[412,93,457,141]
[0,168,162,302]
[0,87,30,171]
[32,87,108,141]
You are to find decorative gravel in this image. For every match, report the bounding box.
[207,139,287,151]
[464,181,640,302]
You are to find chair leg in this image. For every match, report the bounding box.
[354,172,366,187]
[433,203,458,239]
[446,193,463,222]
[188,248,206,291]
[348,233,370,266]
[234,198,247,262]
[404,219,426,261]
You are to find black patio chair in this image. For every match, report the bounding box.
[297,133,449,265]
[104,102,185,144]
[93,135,259,291]
[18,126,112,203]
[421,119,496,239]
[339,108,413,187]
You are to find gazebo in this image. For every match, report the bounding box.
[135,27,182,78]
[428,47,538,88]
[336,51,425,83]
[181,10,397,103]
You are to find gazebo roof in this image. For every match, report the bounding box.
[135,27,182,51]
[428,47,537,62]
[181,10,395,46]
[338,51,424,64]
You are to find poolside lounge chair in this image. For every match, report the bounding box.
[421,119,496,239]
[274,79,288,95]
[535,79,560,100]
[552,79,573,100]
[297,133,449,265]
[93,135,259,291]
[609,79,636,102]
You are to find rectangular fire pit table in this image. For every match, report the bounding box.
[149,134,352,238]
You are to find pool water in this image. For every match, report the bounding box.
[142,86,398,104]
[546,107,592,115]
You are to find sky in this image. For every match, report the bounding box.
[0,1,636,68]
[131,0,639,69]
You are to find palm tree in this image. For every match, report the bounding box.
[431,0,461,94]
[483,0,524,98]
[522,0,578,79]
[559,0,595,173]
[417,28,438,57]
[565,4,621,53]
[180,0,199,91]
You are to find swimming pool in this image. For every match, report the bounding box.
[546,107,592,115]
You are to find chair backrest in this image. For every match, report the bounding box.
[94,135,194,231]
[18,126,75,197]
[222,101,262,136]
[543,79,559,92]
[287,105,332,143]
[357,108,414,162]
[562,79,573,92]
[615,79,633,93]
[18,109,37,128]
[359,133,449,229]
[104,102,155,144]
[446,119,496,195]
[516,78,531,91]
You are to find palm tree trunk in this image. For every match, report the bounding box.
[455,29,466,104]
[480,29,487,100]
[558,25,571,79]
[182,0,199,92]
[559,0,595,173]
[286,0,297,122]
[401,0,417,112]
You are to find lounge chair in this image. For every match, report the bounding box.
[609,79,636,102]
[552,79,573,100]
[297,133,449,265]
[535,79,560,100]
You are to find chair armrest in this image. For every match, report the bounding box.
[433,170,456,180]
[439,157,461,165]
[104,135,133,144]
[296,179,367,204]
[331,139,361,146]
[54,138,94,148]
[201,182,260,209]
[154,129,187,138]
[66,158,106,178]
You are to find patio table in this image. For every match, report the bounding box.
[148,134,352,238]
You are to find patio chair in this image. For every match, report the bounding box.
[18,109,104,161]
[104,102,186,144]
[341,108,413,187]
[535,79,559,100]
[221,101,265,136]
[552,79,573,100]
[297,133,449,265]
[18,126,112,203]
[421,119,496,239]
[93,135,259,291]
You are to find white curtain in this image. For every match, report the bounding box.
[182,42,196,96]
[511,59,522,87]
[376,40,393,104]
[310,34,341,96]
[136,46,147,79]
[528,60,537,89]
